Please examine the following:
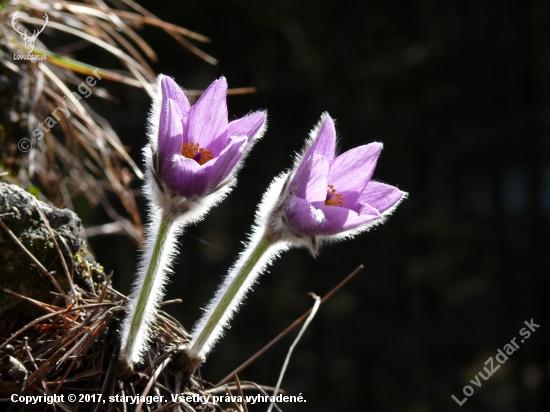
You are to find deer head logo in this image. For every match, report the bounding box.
[12,11,48,54]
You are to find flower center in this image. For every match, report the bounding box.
[181,142,214,165]
[325,184,344,207]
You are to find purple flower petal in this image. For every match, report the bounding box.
[293,153,329,202]
[153,75,267,203]
[327,143,382,194]
[184,77,228,148]
[161,76,190,117]
[227,111,266,139]
[208,111,266,156]
[158,99,184,165]
[294,114,336,185]
[307,114,336,162]
[284,196,325,236]
[201,135,248,190]
[333,189,362,211]
[274,113,405,241]
[165,156,208,198]
[358,181,405,213]
[316,203,381,235]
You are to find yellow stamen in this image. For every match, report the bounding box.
[325,184,344,207]
[181,142,214,165]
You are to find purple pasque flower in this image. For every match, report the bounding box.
[275,113,405,251]
[151,75,266,209]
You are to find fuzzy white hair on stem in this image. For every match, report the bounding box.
[120,74,268,368]
[119,208,181,365]
[186,173,290,361]
[183,111,406,373]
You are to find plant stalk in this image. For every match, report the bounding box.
[187,234,274,362]
[120,215,174,366]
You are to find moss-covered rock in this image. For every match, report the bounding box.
[0,182,105,320]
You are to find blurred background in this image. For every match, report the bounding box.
[4,0,550,410]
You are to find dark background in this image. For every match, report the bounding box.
[85,0,550,410]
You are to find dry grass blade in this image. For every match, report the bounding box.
[216,264,365,386]
[225,386,245,412]
[35,203,76,298]
[186,87,258,98]
[115,0,219,64]
[0,302,110,350]
[232,381,284,412]
[0,228,225,411]
[267,293,321,412]
[0,0,218,245]
[0,286,60,314]
[135,358,171,412]
[43,52,145,86]
[22,16,154,94]
[204,381,280,395]
[67,1,212,43]
[234,375,249,412]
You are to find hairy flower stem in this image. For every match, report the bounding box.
[186,234,278,364]
[120,215,175,367]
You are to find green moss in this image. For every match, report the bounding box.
[27,185,41,197]
[0,182,107,318]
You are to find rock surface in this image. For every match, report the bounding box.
[0,182,104,320]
